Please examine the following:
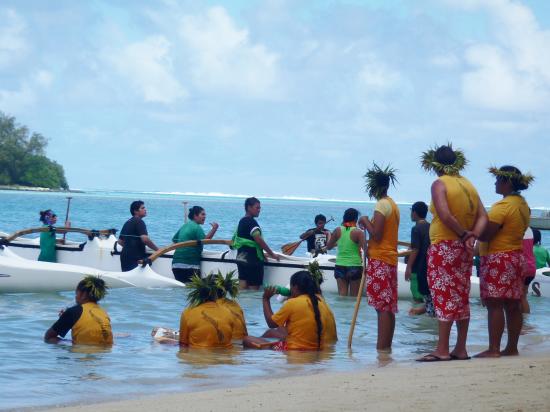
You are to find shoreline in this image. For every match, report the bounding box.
[41,353,550,412]
[0,185,82,193]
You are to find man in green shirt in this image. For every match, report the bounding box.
[533,228,550,269]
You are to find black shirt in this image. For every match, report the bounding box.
[411,221,430,277]
[119,216,148,270]
[236,216,261,263]
[304,228,329,252]
[51,305,83,337]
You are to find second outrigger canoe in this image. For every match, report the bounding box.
[2,227,550,297]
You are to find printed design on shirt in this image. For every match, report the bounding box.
[88,309,111,342]
[456,180,474,213]
[201,311,225,342]
[226,307,247,335]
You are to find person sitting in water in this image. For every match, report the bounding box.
[300,214,331,255]
[243,271,337,351]
[118,200,159,272]
[215,271,248,340]
[38,209,70,263]
[533,228,550,269]
[324,208,367,297]
[44,275,113,345]
[179,274,235,348]
[171,206,219,283]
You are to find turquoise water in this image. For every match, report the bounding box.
[1,190,550,410]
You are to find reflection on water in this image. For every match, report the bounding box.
[1,287,550,410]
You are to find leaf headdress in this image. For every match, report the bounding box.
[78,275,109,302]
[214,270,239,300]
[421,143,467,176]
[488,166,534,190]
[186,274,220,307]
[306,260,324,289]
[364,163,398,200]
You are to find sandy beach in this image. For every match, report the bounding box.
[44,354,549,412]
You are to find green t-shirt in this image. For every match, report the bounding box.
[533,245,550,269]
[38,226,57,263]
[172,221,206,266]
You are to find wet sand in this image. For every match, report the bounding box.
[45,354,550,412]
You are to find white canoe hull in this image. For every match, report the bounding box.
[0,245,184,293]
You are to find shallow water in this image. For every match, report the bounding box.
[1,190,550,410]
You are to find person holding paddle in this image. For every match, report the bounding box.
[233,197,279,290]
[300,214,331,255]
[417,144,487,362]
[358,164,400,352]
[38,209,71,263]
[324,208,366,296]
[171,206,219,283]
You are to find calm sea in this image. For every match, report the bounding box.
[1,190,550,410]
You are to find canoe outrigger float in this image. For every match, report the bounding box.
[1,227,550,297]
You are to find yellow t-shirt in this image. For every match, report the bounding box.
[368,197,400,265]
[484,194,529,254]
[318,297,337,345]
[72,302,113,345]
[217,298,248,340]
[430,175,480,244]
[179,301,234,348]
[272,294,336,350]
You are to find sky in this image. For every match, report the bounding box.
[1,0,549,206]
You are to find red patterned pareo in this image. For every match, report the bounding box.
[272,340,288,351]
[479,250,523,300]
[365,259,398,314]
[427,240,471,321]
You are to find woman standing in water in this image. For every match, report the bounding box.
[359,164,400,352]
[417,144,487,362]
[38,209,70,262]
[233,197,279,290]
[476,166,533,358]
[325,208,366,296]
[171,206,219,282]
[44,276,113,345]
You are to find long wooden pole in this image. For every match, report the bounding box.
[348,233,368,348]
[183,201,188,223]
[62,197,72,242]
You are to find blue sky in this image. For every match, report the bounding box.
[1,0,549,206]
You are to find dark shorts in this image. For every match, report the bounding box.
[237,262,264,286]
[120,255,140,272]
[524,276,535,286]
[172,268,200,283]
[334,265,363,281]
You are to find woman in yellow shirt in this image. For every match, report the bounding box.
[359,163,399,351]
[44,276,113,345]
[179,274,235,348]
[215,271,248,340]
[476,166,533,358]
[417,145,487,362]
[243,271,337,350]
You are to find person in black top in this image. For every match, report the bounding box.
[117,200,159,271]
[234,197,279,290]
[300,214,331,255]
[404,201,433,316]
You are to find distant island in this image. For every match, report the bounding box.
[0,112,69,190]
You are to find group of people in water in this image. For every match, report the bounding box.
[42,143,546,362]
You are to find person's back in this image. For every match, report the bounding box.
[335,226,362,267]
[532,228,550,269]
[272,294,334,350]
[217,298,247,340]
[179,302,234,348]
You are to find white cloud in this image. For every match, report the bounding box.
[179,6,282,99]
[358,59,401,92]
[107,35,187,104]
[0,8,27,67]
[33,70,53,88]
[429,53,460,69]
[452,0,550,111]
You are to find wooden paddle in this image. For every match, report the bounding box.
[347,257,367,349]
[62,196,72,243]
[281,216,335,256]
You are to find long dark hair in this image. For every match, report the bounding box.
[290,270,323,349]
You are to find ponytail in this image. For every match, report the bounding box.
[290,271,323,350]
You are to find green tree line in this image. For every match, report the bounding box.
[0,112,69,189]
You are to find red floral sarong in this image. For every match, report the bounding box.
[479,250,523,300]
[365,259,398,314]
[271,341,288,351]
[427,240,471,321]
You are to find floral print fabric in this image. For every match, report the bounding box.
[479,250,523,300]
[366,259,398,314]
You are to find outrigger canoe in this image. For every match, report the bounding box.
[2,227,550,297]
